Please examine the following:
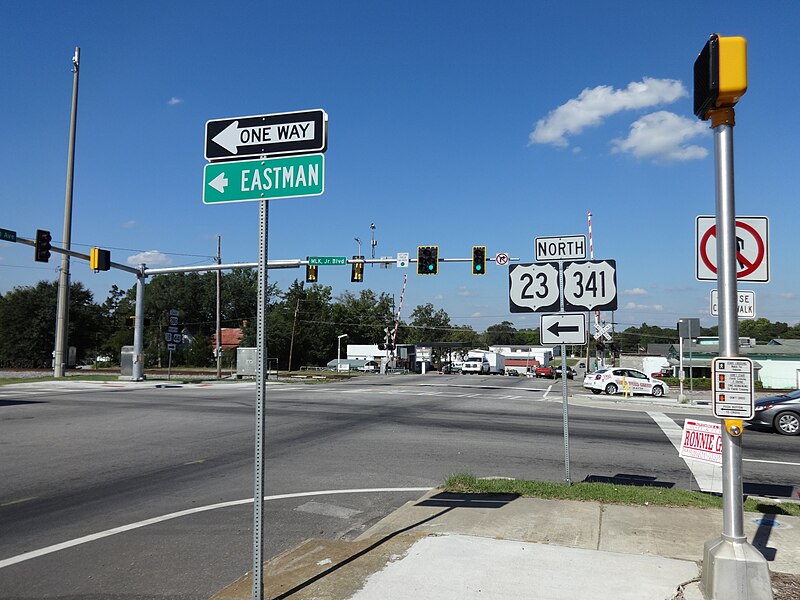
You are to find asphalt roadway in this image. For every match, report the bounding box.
[1,374,798,599]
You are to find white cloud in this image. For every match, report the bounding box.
[625,301,663,312]
[457,286,475,297]
[624,287,649,296]
[530,77,687,147]
[471,312,482,318]
[168,97,183,106]
[611,111,709,161]
[123,220,136,229]
[127,250,172,267]
[433,294,444,301]
[780,292,796,300]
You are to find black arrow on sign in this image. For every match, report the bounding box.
[547,322,579,337]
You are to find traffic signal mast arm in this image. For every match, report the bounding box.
[13,235,140,275]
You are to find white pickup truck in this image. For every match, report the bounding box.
[461,356,490,374]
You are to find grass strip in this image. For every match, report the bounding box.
[444,473,800,517]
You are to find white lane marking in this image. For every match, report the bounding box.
[0,487,431,570]
[743,458,800,467]
[648,412,721,493]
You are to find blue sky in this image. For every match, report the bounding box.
[1,1,799,333]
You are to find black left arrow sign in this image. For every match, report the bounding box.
[547,322,579,337]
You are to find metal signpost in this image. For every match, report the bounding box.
[203,109,328,600]
[693,34,771,599]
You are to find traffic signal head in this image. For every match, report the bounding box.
[34,229,52,263]
[90,247,111,271]
[351,256,364,283]
[305,259,318,283]
[472,246,486,275]
[694,34,747,120]
[416,245,439,275]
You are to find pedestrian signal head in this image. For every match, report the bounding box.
[694,34,747,120]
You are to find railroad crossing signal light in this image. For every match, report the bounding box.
[694,34,747,120]
[90,247,111,271]
[305,258,318,283]
[34,229,52,263]
[351,256,364,283]
[416,245,439,275]
[472,246,486,275]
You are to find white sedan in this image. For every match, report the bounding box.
[583,368,669,397]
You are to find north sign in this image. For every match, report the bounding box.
[535,235,587,261]
[205,109,328,160]
[541,314,587,345]
[203,154,324,204]
[696,216,769,282]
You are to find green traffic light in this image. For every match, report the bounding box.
[476,265,482,271]
[428,264,434,271]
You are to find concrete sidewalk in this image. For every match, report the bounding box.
[211,489,800,599]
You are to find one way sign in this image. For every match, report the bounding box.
[205,109,328,160]
[541,314,587,345]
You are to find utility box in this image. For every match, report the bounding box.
[120,346,135,378]
[236,347,258,378]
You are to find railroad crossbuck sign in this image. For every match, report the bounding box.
[696,216,769,282]
[508,260,617,313]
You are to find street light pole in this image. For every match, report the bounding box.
[337,333,348,372]
[54,47,80,378]
[354,237,362,257]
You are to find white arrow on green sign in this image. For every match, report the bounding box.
[309,256,347,266]
[203,153,324,204]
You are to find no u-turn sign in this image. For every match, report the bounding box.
[696,216,769,282]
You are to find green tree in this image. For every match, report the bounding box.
[0,281,102,368]
[331,289,394,345]
[485,321,516,346]
[405,303,452,345]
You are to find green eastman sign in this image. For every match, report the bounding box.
[308,256,347,266]
[203,153,324,204]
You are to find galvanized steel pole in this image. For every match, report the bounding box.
[701,109,772,600]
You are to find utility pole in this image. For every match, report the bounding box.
[216,235,222,379]
[54,47,80,377]
[287,297,300,372]
[370,223,377,261]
